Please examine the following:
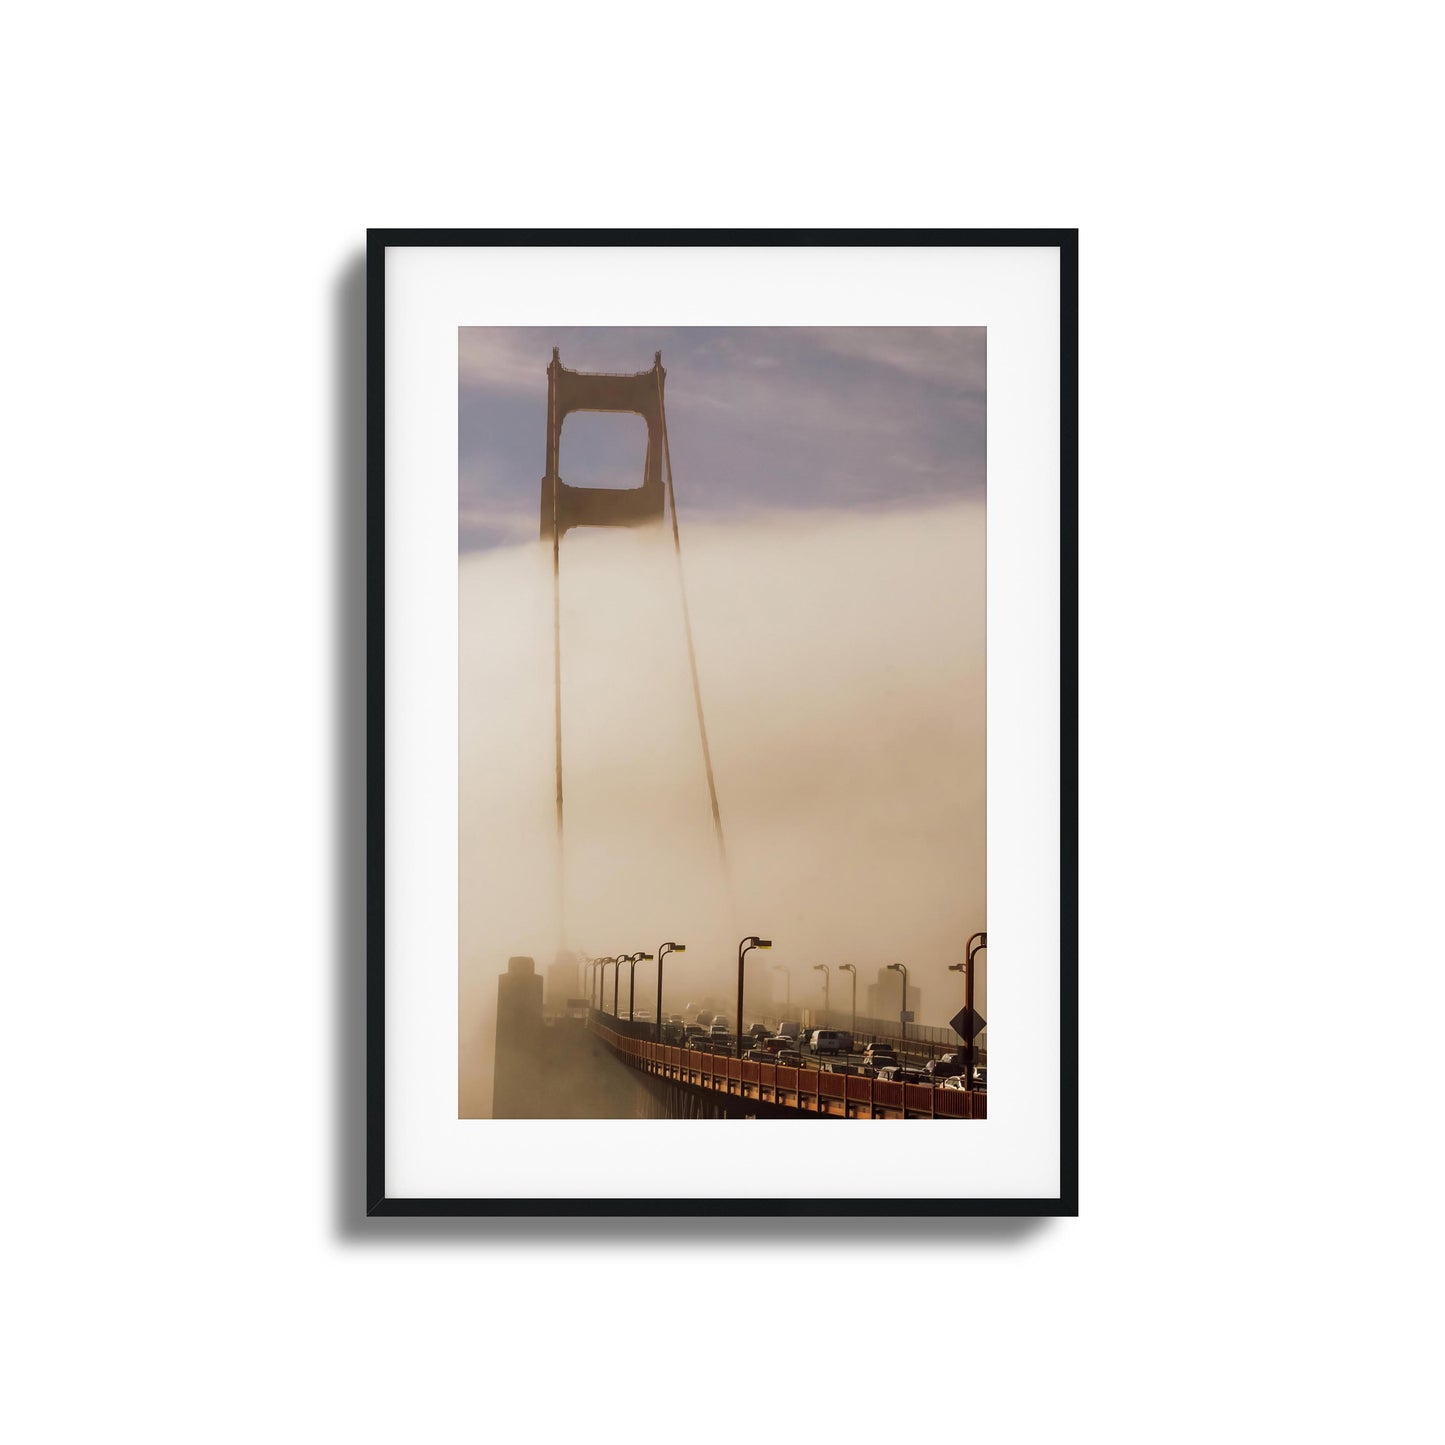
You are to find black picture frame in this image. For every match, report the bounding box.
[366,229,1077,1217]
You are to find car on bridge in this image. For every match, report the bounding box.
[809,1029,853,1055]
[863,1044,899,1069]
[775,1050,804,1069]
[877,1064,931,1085]
[920,1057,964,1081]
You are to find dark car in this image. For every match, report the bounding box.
[863,1044,899,1068]
[746,1023,771,1041]
[876,1063,930,1084]
[920,1057,964,1081]
[775,1051,804,1069]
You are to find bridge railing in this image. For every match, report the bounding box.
[588,1016,985,1119]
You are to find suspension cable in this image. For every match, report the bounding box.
[656,365,728,868]
[551,353,565,944]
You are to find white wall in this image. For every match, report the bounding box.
[3,5,1440,1441]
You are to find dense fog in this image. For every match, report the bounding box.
[459,500,985,1116]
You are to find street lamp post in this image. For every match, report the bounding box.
[812,964,830,1028]
[887,962,909,1052]
[655,942,685,1042]
[949,931,986,1088]
[736,936,772,1058]
[838,963,857,1038]
[611,956,623,1017]
[627,951,654,1022]
[591,957,613,1012]
[965,931,986,1085]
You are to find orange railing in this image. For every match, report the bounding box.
[589,1017,986,1120]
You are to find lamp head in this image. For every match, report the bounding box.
[812,964,827,973]
[887,962,903,973]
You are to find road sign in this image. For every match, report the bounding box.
[900,1010,914,1023]
[950,1005,987,1042]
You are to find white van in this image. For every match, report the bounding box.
[809,1029,853,1056]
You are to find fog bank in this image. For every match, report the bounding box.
[459,500,985,1116]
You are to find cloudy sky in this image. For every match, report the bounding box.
[458,327,986,551]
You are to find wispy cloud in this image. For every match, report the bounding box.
[460,499,535,537]
[807,326,987,392]
[458,330,550,392]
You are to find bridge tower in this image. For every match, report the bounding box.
[539,348,667,541]
[539,348,726,947]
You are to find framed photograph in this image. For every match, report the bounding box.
[367,229,1077,1216]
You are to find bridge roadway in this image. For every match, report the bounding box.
[589,1014,985,1120]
